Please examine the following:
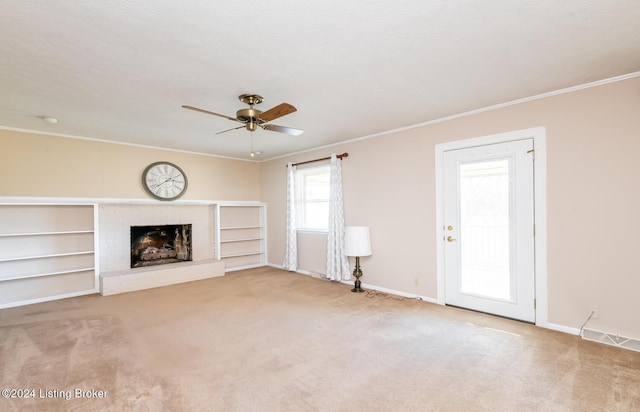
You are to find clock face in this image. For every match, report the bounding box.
[142,161,188,200]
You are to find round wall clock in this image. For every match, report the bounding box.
[142,161,188,201]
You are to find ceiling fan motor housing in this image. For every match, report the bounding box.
[236,108,263,123]
[236,108,263,131]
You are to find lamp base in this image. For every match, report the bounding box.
[351,259,364,292]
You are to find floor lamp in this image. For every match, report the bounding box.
[344,226,372,293]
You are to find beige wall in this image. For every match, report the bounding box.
[0,129,260,200]
[260,76,640,339]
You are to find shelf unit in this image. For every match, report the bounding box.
[0,203,99,308]
[213,203,266,271]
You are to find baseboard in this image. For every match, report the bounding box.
[539,322,580,336]
[342,280,439,304]
[266,263,318,277]
[225,263,267,272]
[0,288,99,310]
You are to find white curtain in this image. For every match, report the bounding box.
[325,154,350,281]
[283,162,298,271]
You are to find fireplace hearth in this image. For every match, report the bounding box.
[131,224,192,268]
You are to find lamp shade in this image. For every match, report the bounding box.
[344,226,372,257]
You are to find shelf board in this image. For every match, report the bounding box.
[0,267,95,283]
[0,250,95,263]
[220,237,263,243]
[220,226,263,230]
[0,230,94,237]
[220,251,263,258]
[219,204,263,206]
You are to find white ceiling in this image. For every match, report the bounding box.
[1,1,639,161]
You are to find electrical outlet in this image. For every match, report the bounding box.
[590,306,599,320]
[414,277,419,287]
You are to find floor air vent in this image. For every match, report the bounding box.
[582,328,640,352]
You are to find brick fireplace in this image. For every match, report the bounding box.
[98,203,224,295]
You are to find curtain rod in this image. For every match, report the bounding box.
[288,152,349,167]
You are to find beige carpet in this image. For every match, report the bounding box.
[1,266,639,411]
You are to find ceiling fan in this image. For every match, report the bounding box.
[182,94,303,136]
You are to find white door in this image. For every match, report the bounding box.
[443,139,535,322]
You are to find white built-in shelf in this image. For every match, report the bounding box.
[213,203,267,271]
[0,203,99,308]
[0,230,94,237]
[220,251,263,258]
[0,251,95,263]
[220,237,262,243]
[1,267,95,282]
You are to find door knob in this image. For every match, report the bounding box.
[447,236,456,242]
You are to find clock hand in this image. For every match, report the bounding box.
[150,177,174,189]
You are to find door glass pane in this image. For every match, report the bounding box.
[459,159,511,300]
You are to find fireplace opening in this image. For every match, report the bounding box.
[131,224,192,268]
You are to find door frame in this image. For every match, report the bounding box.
[435,127,548,327]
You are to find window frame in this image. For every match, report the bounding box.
[294,163,331,232]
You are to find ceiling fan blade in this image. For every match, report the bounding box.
[215,125,246,135]
[258,103,297,123]
[262,124,304,136]
[182,105,239,122]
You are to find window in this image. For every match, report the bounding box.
[295,164,330,231]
